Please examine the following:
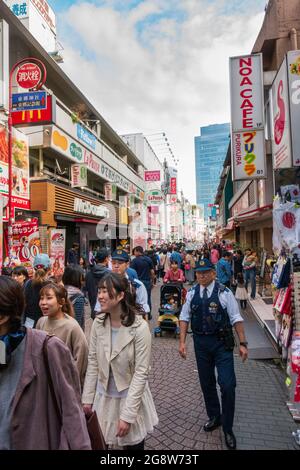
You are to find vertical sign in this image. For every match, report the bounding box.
[0,196,3,270]
[71,163,87,187]
[287,50,300,166]
[49,228,66,279]
[0,20,9,110]
[271,56,292,169]
[230,54,267,180]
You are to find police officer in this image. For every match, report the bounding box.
[179,259,248,450]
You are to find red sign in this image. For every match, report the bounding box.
[2,196,30,222]
[11,219,40,268]
[169,177,177,195]
[16,63,42,89]
[12,95,54,125]
[144,170,161,182]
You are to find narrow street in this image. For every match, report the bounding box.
[143,283,298,451]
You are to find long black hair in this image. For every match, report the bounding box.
[98,272,144,327]
[0,276,24,333]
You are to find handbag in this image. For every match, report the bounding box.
[85,411,108,450]
[43,335,107,450]
[185,263,191,270]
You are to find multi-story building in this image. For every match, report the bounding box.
[195,123,230,220]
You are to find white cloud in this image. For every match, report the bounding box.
[58,1,265,203]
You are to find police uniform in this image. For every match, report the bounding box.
[180,259,243,436]
[94,250,150,315]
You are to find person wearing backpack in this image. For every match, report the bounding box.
[62,265,86,330]
[85,249,110,319]
[179,259,248,450]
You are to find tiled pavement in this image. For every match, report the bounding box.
[145,284,299,450]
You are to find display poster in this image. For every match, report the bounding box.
[11,218,40,274]
[49,228,66,279]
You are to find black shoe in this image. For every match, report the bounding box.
[224,431,236,450]
[203,416,221,432]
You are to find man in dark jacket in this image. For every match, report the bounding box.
[85,248,110,319]
[67,243,80,265]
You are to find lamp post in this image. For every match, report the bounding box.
[8,57,46,261]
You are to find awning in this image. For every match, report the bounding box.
[234,204,272,223]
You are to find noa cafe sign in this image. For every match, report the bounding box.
[74,198,109,218]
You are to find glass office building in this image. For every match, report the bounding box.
[195,123,230,220]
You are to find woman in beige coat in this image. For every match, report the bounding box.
[82,272,158,450]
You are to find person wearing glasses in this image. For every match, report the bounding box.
[178,259,248,450]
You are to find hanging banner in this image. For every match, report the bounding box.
[232,130,266,179]
[71,163,87,188]
[104,182,117,201]
[49,228,66,279]
[271,56,292,169]
[144,170,161,182]
[229,53,266,180]
[287,50,300,166]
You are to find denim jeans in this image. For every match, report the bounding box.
[244,268,256,299]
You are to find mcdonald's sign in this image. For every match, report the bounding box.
[12,94,55,126]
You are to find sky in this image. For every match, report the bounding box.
[48,0,267,203]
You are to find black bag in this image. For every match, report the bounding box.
[85,411,108,451]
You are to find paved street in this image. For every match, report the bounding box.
[145,283,299,451]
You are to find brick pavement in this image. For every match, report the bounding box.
[145,283,299,451]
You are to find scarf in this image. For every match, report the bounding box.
[0,327,26,367]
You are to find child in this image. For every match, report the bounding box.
[235,272,248,309]
[156,294,180,335]
[163,294,178,311]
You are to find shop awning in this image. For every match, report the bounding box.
[234,204,272,223]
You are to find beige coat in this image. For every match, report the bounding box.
[82,314,155,424]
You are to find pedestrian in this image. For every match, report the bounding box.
[82,272,158,450]
[110,249,150,318]
[216,251,232,288]
[210,245,220,265]
[1,266,12,277]
[179,258,248,450]
[85,248,110,319]
[67,242,80,265]
[235,273,248,310]
[62,265,86,330]
[36,283,88,388]
[243,249,257,300]
[0,276,91,450]
[164,261,185,283]
[184,251,196,285]
[12,266,29,289]
[130,246,155,318]
[23,253,52,328]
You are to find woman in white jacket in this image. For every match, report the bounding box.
[82,272,158,450]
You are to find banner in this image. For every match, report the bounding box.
[71,163,87,187]
[229,53,266,180]
[271,56,292,169]
[144,170,161,182]
[49,228,66,279]
[11,218,40,273]
[104,182,117,201]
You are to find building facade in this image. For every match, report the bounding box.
[195,123,230,220]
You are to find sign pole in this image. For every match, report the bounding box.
[7,57,46,262]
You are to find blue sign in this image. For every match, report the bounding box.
[77,124,96,150]
[12,92,47,112]
[11,3,28,17]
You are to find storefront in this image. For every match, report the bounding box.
[30,179,119,259]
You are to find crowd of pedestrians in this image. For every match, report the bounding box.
[0,239,258,450]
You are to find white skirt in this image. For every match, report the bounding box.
[235,287,248,300]
[93,382,159,447]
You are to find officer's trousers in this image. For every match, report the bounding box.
[193,334,236,433]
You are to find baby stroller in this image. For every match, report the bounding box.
[154,283,184,338]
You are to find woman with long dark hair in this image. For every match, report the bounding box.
[0,276,91,450]
[82,272,158,450]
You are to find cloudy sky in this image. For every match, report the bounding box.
[48,0,266,203]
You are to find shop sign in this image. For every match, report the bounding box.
[287,50,300,166]
[11,218,40,270]
[0,125,30,204]
[71,163,87,188]
[271,56,292,169]
[229,54,264,132]
[104,182,117,201]
[7,0,29,18]
[144,170,161,182]
[49,228,66,279]
[12,94,54,126]
[232,129,266,179]
[77,124,96,150]
[145,190,164,205]
[74,197,108,218]
[12,91,47,112]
